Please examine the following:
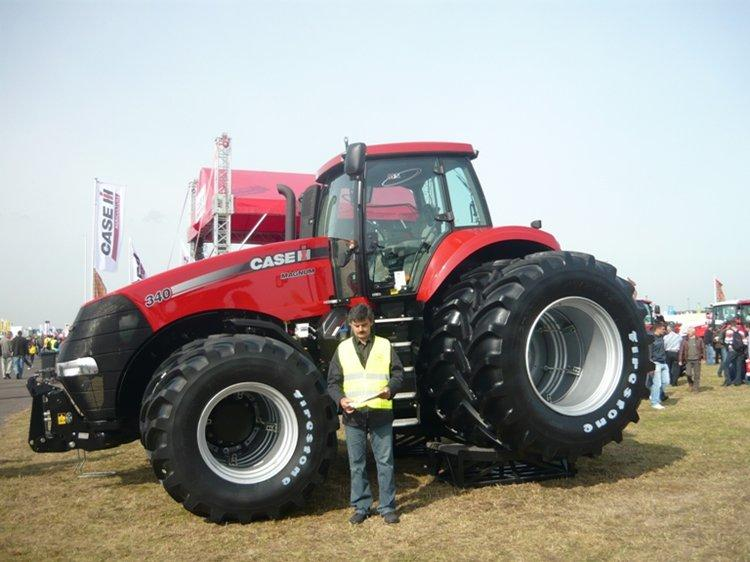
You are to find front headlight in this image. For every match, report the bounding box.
[56,357,99,378]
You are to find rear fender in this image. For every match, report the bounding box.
[416,226,560,302]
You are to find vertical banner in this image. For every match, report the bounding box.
[94,181,124,272]
[129,238,147,283]
[714,278,726,302]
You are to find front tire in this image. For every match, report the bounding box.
[141,334,338,522]
[422,251,649,459]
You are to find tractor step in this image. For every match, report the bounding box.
[392,417,420,428]
[374,317,416,324]
[427,441,576,487]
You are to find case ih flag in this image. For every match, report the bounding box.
[714,278,726,302]
[94,181,123,272]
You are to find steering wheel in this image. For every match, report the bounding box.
[365,220,386,252]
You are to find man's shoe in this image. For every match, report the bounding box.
[651,403,665,410]
[349,511,369,525]
[382,512,400,524]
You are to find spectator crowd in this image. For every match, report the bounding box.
[649,318,748,409]
[0,330,63,380]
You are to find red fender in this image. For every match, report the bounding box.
[416,226,560,302]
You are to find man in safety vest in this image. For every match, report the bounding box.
[327,303,404,525]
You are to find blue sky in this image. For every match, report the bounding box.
[1,0,748,327]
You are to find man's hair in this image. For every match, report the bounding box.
[653,321,667,330]
[348,303,374,324]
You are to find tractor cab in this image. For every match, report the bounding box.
[302,142,491,302]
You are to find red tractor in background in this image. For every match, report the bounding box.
[28,142,648,522]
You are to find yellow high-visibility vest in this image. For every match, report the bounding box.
[340,336,392,410]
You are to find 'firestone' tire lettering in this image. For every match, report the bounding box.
[282,389,314,487]
[582,370,638,434]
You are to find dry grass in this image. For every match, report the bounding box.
[1,364,749,561]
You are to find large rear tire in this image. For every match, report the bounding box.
[141,334,338,522]
[422,251,649,459]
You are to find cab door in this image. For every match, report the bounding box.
[314,173,363,302]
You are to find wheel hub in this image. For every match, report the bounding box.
[206,395,257,446]
[525,296,623,416]
[197,382,298,484]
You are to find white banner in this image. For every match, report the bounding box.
[94,181,124,272]
[129,238,147,283]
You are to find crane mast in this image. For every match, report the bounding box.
[212,132,233,255]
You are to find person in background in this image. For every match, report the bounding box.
[649,322,669,410]
[1,331,13,380]
[11,330,28,379]
[703,326,715,365]
[715,322,728,378]
[664,323,683,386]
[25,338,37,368]
[720,322,737,385]
[725,320,747,386]
[678,327,705,391]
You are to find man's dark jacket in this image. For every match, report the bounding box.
[11,335,28,357]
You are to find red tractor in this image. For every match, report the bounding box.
[29,142,648,522]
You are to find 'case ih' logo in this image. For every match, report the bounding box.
[249,248,311,271]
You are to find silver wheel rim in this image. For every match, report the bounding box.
[525,296,623,416]
[197,382,298,484]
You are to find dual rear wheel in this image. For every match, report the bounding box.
[422,251,649,459]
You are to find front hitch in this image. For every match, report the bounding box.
[27,376,121,453]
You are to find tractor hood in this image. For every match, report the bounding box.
[107,237,334,331]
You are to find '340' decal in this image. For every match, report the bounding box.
[144,288,172,307]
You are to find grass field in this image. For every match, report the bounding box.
[1,363,749,561]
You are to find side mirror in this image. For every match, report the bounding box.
[344,142,366,179]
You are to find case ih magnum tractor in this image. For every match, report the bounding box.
[29,142,648,522]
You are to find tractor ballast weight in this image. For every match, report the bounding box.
[29,141,648,522]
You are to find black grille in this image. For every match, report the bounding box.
[58,295,152,420]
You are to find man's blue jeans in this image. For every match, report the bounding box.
[12,357,24,378]
[705,344,715,365]
[650,362,670,405]
[344,421,396,515]
[717,347,728,376]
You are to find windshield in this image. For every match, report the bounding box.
[712,304,738,325]
[740,304,750,325]
[363,156,489,295]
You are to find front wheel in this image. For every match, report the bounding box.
[141,334,338,522]
[422,251,649,459]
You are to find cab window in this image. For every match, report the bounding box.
[443,159,489,227]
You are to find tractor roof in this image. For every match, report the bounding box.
[315,141,476,183]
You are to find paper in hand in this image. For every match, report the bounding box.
[349,391,385,409]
